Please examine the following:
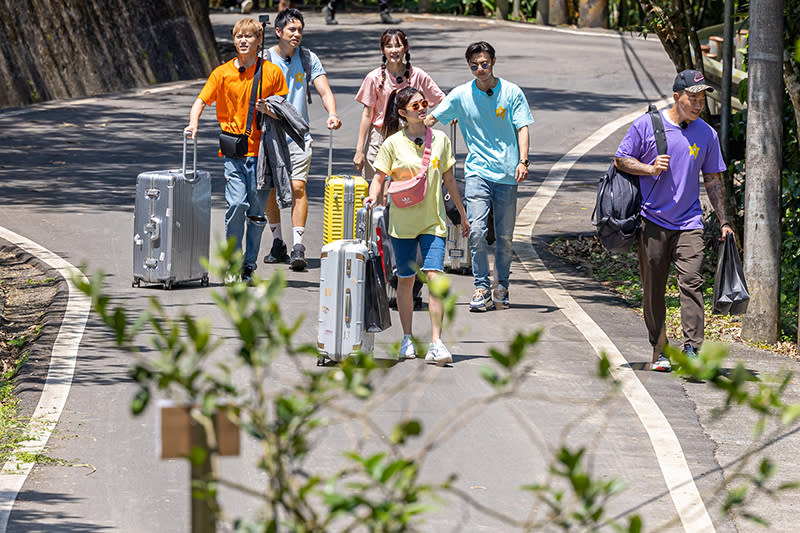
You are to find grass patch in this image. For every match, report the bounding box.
[0,352,30,464]
[26,277,58,285]
[548,234,798,359]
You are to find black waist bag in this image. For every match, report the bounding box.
[219,131,248,158]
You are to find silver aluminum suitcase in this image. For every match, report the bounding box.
[132,133,211,290]
[355,205,391,281]
[443,222,471,275]
[317,238,375,365]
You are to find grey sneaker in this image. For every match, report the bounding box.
[264,239,290,264]
[290,244,307,272]
[399,334,416,359]
[469,288,495,312]
[425,340,452,366]
[683,343,698,358]
[380,9,399,24]
[651,353,672,372]
[493,286,509,309]
[323,4,338,24]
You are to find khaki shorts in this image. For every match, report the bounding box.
[289,139,313,182]
[363,127,385,182]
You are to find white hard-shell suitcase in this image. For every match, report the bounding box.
[443,122,471,275]
[133,133,211,289]
[317,239,375,365]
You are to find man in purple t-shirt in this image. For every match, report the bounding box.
[614,69,734,372]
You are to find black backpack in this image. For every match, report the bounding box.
[592,104,666,253]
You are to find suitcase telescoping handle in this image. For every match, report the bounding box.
[364,204,374,248]
[182,131,199,182]
[327,128,333,178]
[450,121,457,180]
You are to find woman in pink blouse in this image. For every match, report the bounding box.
[353,29,445,185]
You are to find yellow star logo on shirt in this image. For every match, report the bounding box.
[431,157,440,169]
[294,72,304,84]
[496,106,506,120]
[689,143,700,159]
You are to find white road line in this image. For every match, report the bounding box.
[513,98,717,532]
[0,228,91,532]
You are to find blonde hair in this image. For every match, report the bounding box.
[232,18,263,40]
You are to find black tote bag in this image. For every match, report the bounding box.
[712,233,750,315]
[365,248,392,333]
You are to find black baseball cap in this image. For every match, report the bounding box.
[673,69,714,93]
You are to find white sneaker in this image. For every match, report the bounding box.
[399,334,416,359]
[425,340,452,366]
[240,0,253,14]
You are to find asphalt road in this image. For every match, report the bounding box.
[1,10,798,533]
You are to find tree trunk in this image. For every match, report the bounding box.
[497,0,510,20]
[0,0,219,108]
[538,0,550,24]
[549,0,569,25]
[579,0,608,28]
[741,0,784,343]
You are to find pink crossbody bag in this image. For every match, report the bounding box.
[387,127,432,209]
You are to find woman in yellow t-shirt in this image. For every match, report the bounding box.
[365,87,469,366]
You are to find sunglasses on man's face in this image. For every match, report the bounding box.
[406,99,429,111]
[470,62,490,71]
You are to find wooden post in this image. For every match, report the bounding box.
[741,0,784,343]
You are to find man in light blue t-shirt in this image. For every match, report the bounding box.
[262,8,341,271]
[425,41,533,312]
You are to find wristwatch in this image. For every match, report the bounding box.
[519,159,529,166]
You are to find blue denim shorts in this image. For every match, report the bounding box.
[390,234,446,278]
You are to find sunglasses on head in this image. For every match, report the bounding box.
[406,99,429,111]
[470,62,490,71]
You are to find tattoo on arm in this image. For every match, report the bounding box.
[703,172,729,225]
[614,157,653,176]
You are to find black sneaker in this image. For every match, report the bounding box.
[264,239,289,264]
[242,265,255,283]
[290,244,307,272]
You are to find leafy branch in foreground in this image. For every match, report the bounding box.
[74,240,799,531]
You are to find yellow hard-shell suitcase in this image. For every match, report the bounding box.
[322,175,369,244]
[322,132,368,244]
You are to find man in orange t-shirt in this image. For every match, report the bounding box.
[185,17,288,283]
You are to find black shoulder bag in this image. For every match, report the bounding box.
[219,59,262,158]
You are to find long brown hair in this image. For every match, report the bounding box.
[379,29,412,90]
[381,87,422,138]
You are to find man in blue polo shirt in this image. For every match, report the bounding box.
[262,8,341,271]
[425,41,533,312]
